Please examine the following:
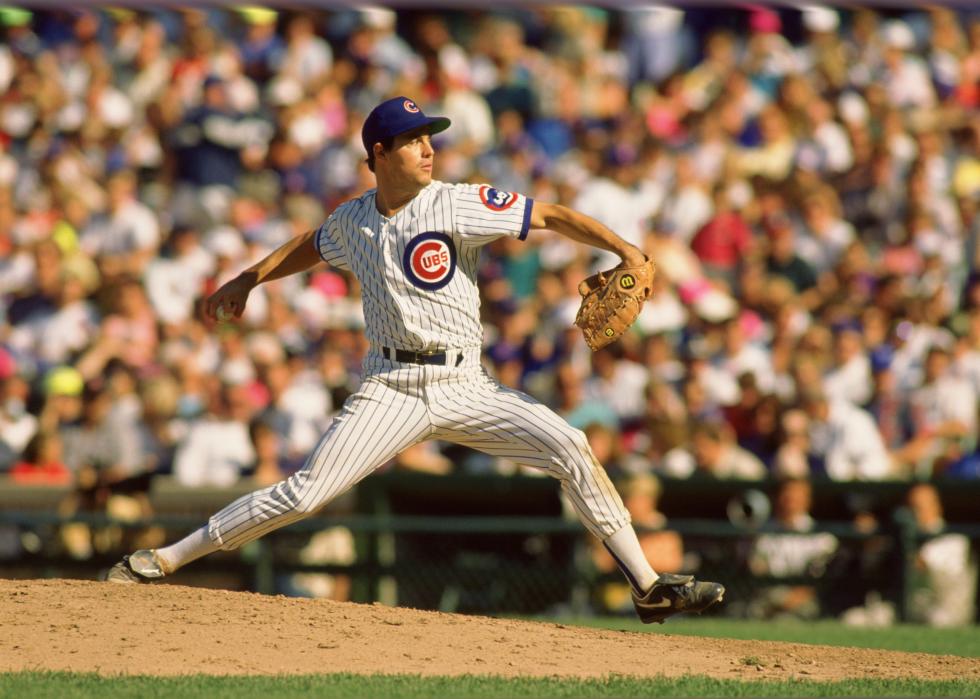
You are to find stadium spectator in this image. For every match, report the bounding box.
[79,170,159,277]
[748,478,839,619]
[246,418,288,486]
[689,183,754,291]
[9,429,70,485]
[7,244,100,369]
[0,373,37,471]
[823,320,872,406]
[134,372,182,477]
[583,347,648,424]
[905,344,978,477]
[144,225,214,326]
[905,483,977,626]
[865,346,914,457]
[60,381,145,493]
[763,213,818,300]
[801,387,893,480]
[173,382,256,488]
[663,420,766,480]
[772,408,812,479]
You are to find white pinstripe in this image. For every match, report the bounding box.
[207,181,631,550]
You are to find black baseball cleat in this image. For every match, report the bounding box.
[632,573,726,624]
[104,550,167,584]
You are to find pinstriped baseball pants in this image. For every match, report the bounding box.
[208,348,631,550]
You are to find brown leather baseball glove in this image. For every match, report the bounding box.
[574,258,656,351]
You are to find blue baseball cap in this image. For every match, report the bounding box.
[869,345,894,373]
[361,96,451,157]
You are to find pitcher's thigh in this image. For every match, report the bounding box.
[292,376,432,506]
[432,380,629,537]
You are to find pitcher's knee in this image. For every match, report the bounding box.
[285,478,327,516]
[547,424,591,456]
[292,495,325,516]
[548,450,602,483]
[264,472,321,517]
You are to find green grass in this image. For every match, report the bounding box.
[521,616,980,658]
[1,672,978,699]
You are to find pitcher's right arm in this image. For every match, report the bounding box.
[205,228,321,321]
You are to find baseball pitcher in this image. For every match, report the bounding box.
[107,96,724,624]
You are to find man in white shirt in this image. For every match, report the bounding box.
[80,170,160,274]
[718,316,775,396]
[823,321,872,406]
[907,345,978,477]
[663,421,766,480]
[802,389,892,481]
[905,483,977,627]
[880,20,936,110]
[173,383,256,488]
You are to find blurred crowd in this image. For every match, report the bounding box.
[1,6,980,495]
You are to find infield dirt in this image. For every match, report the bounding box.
[2,579,977,681]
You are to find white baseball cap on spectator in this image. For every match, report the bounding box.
[361,7,396,31]
[439,45,471,86]
[246,331,286,365]
[552,158,590,191]
[838,92,869,126]
[56,101,86,133]
[726,180,752,210]
[801,6,839,33]
[631,6,683,33]
[693,289,738,323]
[204,226,246,260]
[0,101,35,138]
[220,358,256,386]
[882,20,915,51]
[97,88,134,130]
[266,76,303,107]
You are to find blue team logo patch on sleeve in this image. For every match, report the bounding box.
[403,231,457,291]
[479,185,518,212]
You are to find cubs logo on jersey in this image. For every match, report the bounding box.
[478,185,518,212]
[403,231,457,290]
[403,99,420,113]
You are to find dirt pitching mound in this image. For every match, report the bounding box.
[2,579,977,681]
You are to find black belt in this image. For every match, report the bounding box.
[382,346,464,366]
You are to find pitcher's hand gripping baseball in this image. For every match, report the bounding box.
[205,273,256,323]
[574,257,656,351]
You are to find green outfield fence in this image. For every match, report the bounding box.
[0,473,978,624]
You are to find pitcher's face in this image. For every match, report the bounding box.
[383,128,435,187]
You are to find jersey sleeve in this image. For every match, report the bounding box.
[313,212,352,271]
[453,183,534,245]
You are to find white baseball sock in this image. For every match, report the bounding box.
[155,525,218,574]
[602,524,659,594]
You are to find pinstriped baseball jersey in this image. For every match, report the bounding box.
[314,181,533,351]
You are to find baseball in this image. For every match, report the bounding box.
[216,305,232,322]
